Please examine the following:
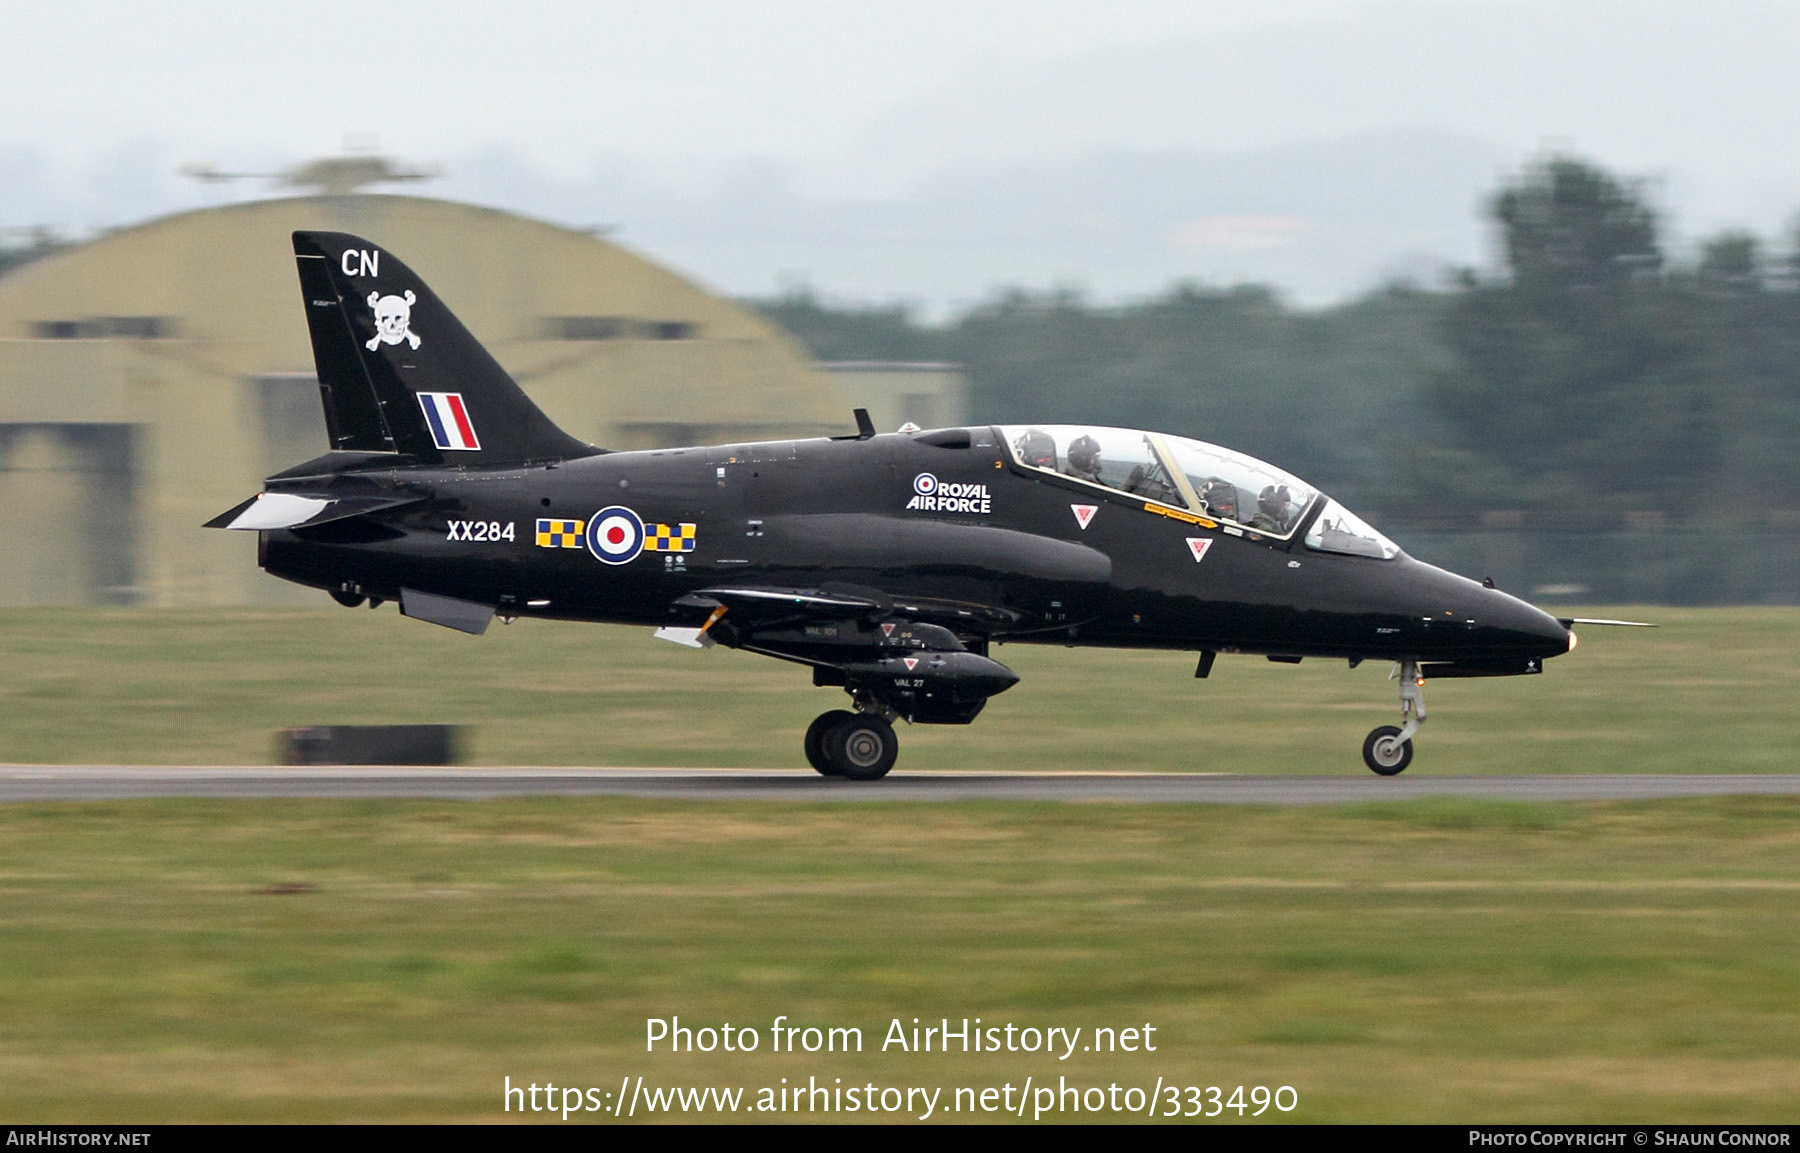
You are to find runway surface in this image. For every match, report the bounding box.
[2,766,1799,804]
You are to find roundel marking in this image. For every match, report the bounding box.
[585,506,645,565]
[913,472,938,496]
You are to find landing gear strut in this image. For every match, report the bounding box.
[1363,659,1425,775]
[805,708,899,780]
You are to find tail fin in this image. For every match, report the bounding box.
[292,231,599,465]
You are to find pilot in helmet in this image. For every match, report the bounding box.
[1066,435,1103,484]
[1198,480,1238,522]
[1252,484,1294,531]
[1015,429,1058,469]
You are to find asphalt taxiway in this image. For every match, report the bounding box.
[1,766,1798,804]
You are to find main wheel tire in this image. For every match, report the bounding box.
[1363,725,1413,776]
[805,710,854,775]
[824,714,898,781]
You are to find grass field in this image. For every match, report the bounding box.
[0,605,1794,773]
[1,608,1796,1123]
[0,797,1797,1122]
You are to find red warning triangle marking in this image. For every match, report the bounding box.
[903,657,920,671]
[881,622,895,637]
[1071,504,1098,530]
[1186,537,1213,563]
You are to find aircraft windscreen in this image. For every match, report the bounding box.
[1304,498,1400,559]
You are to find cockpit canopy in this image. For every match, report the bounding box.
[999,424,1399,559]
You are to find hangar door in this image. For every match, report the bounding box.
[0,424,140,605]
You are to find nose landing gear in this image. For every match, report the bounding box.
[1364,659,1425,775]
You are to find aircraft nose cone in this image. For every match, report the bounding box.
[1475,584,1572,655]
[1403,557,1571,659]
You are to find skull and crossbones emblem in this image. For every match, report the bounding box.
[365,290,421,351]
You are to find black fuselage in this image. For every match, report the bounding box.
[260,427,1570,669]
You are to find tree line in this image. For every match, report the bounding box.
[752,156,1800,545]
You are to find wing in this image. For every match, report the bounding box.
[645,514,1115,725]
[668,583,1028,633]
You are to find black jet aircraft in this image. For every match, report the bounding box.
[211,231,1603,779]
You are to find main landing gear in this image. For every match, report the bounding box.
[1363,659,1426,776]
[805,707,900,781]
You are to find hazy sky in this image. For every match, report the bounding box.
[7,0,1800,307]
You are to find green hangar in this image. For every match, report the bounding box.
[0,195,857,606]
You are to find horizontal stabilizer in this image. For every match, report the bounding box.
[267,450,411,481]
[206,492,423,531]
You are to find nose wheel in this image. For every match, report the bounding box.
[1362,725,1413,775]
[1363,659,1425,775]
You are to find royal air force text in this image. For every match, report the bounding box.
[906,483,992,515]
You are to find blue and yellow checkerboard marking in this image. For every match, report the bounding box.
[646,522,697,552]
[535,518,586,548]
